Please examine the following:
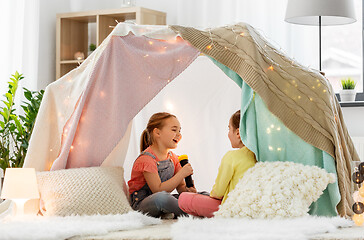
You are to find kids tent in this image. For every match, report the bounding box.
[22,23,358,217]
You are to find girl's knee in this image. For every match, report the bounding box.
[154,191,175,205]
[178,192,195,210]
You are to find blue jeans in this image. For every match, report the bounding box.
[137,191,186,218]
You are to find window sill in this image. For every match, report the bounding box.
[339,101,364,107]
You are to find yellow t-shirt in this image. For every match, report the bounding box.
[210,146,256,204]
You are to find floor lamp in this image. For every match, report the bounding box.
[285,0,356,71]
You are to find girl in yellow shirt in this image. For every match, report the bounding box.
[178,110,256,217]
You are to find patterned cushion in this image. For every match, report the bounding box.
[215,161,336,218]
[37,166,132,216]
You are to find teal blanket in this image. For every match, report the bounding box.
[211,58,340,216]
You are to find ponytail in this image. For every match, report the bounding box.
[140,112,176,153]
[140,129,152,152]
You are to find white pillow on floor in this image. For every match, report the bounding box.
[37,166,132,216]
[215,161,336,218]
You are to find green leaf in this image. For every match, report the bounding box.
[3,108,9,120]
[10,115,24,135]
[341,77,356,90]
[1,100,10,109]
[24,91,32,101]
[5,93,13,104]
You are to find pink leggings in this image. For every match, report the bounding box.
[178,192,221,218]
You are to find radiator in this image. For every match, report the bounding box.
[352,137,364,162]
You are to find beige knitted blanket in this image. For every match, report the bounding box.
[170,23,359,217]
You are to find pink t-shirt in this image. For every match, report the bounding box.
[127,146,182,195]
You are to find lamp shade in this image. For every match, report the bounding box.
[285,0,356,26]
[1,168,40,200]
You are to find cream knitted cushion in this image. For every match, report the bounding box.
[215,161,336,218]
[37,166,132,216]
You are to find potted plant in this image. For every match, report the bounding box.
[88,43,96,56]
[339,77,357,102]
[0,71,44,188]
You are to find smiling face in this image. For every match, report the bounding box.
[153,116,182,149]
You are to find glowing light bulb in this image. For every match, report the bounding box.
[298,96,301,99]
[240,33,244,36]
[50,149,53,152]
[268,146,273,151]
[100,91,105,98]
[144,54,149,58]
[165,101,174,111]
[352,171,364,184]
[270,124,274,128]
[353,214,364,226]
[148,41,153,45]
[323,90,327,93]
[148,76,151,79]
[309,98,313,101]
[277,148,282,151]
[268,66,274,71]
[266,128,271,134]
[353,202,364,214]
[206,45,212,50]
[359,162,364,175]
[276,127,281,131]
[70,145,74,150]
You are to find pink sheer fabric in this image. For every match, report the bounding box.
[51,34,199,170]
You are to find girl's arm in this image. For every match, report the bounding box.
[210,154,234,199]
[176,181,197,193]
[143,163,193,193]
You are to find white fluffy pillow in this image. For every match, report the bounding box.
[37,166,132,216]
[215,161,336,218]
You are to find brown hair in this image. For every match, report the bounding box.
[230,110,241,130]
[140,112,176,152]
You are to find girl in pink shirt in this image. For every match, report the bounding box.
[127,112,196,218]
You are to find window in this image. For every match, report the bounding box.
[322,0,363,101]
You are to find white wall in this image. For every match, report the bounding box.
[342,107,364,137]
[35,0,364,138]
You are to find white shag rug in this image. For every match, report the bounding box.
[171,216,353,240]
[0,211,161,240]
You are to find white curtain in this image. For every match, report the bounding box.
[0,0,40,100]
